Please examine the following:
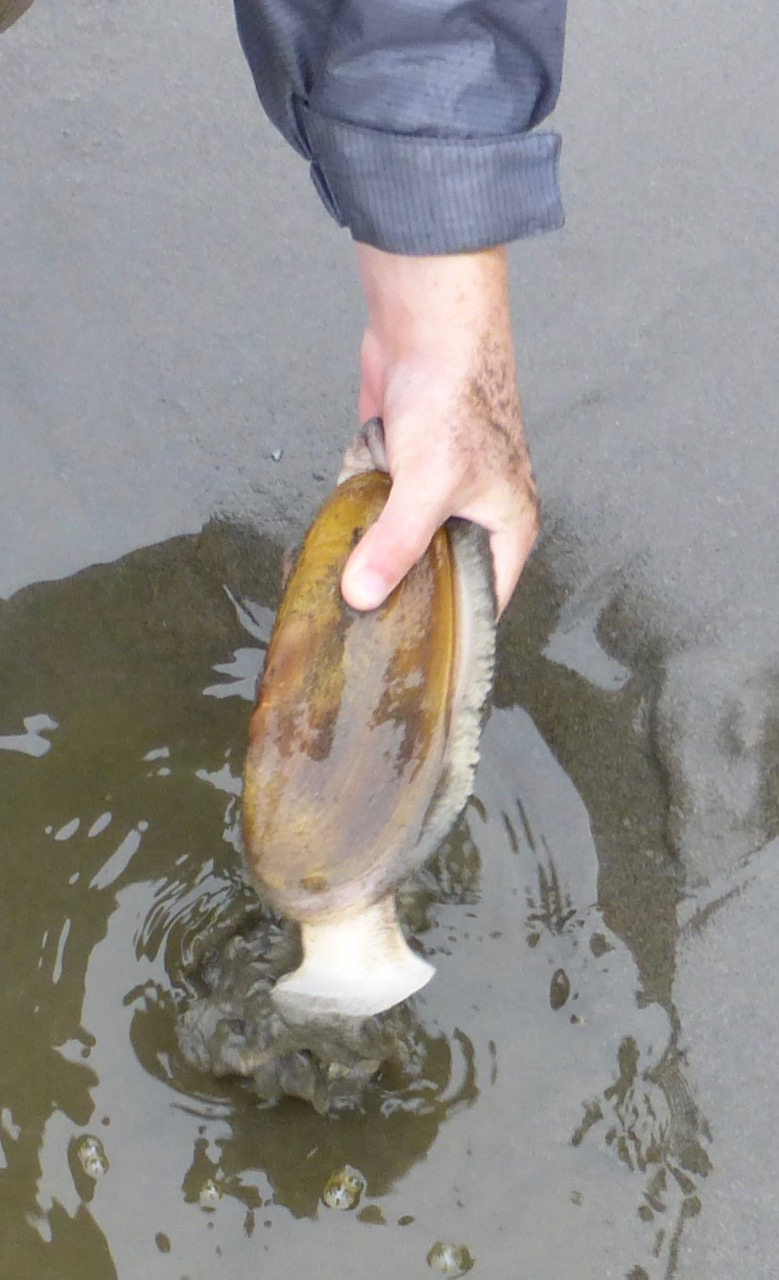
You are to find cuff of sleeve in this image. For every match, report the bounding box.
[296,99,564,256]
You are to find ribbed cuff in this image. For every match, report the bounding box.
[296,98,564,255]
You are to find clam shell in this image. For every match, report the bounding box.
[244,469,494,920]
[242,453,496,1016]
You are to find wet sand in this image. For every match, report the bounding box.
[2,0,778,1275]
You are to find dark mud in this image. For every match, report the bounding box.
[177,917,420,1114]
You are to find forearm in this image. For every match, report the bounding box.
[233,0,557,613]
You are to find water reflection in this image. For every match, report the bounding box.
[0,521,710,1277]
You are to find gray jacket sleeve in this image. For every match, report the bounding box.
[233,0,567,255]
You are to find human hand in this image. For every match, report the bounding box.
[340,243,539,618]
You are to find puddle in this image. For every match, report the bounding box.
[0,521,710,1277]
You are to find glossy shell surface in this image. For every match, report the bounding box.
[243,470,461,921]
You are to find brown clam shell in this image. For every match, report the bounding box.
[243,469,466,922]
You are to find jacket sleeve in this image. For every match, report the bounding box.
[233,0,567,255]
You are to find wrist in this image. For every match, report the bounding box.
[356,243,511,358]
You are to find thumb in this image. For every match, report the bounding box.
[341,473,448,611]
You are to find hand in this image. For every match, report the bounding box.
[340,243,539,618]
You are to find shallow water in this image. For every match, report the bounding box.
[0,522,710,1278]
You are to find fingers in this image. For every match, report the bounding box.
[488,503,540,616]
[340,450,539,616]
[340,472,449,611]
[339,406,540,616]
[341,478,539,616]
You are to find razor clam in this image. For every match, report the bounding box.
[243,422,496,1018]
